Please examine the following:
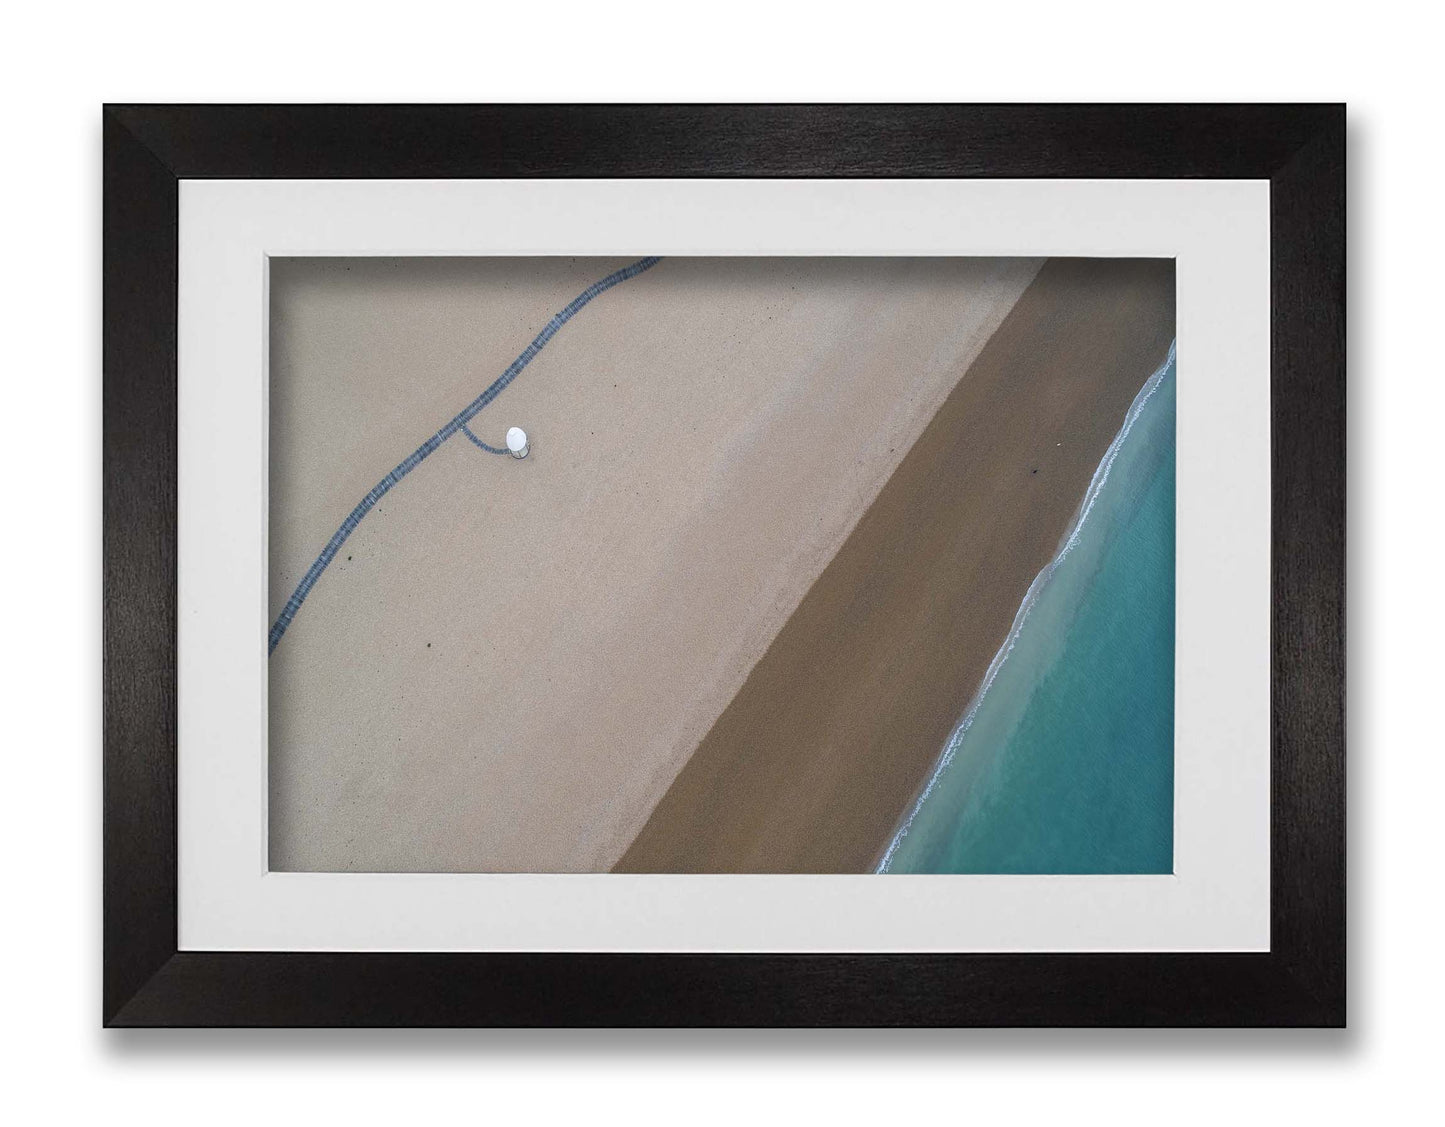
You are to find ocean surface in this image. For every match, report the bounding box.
[879,343,1177,874]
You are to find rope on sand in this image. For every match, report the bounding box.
[267,256,663,654]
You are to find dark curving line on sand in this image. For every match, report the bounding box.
[458,421,509,455]
[268,256,662,654]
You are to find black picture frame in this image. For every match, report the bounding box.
[103,104,1344,1027]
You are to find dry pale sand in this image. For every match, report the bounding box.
[268,255,1043,872]
[617,258,1177,874]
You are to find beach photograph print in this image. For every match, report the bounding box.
[267,256,1176,875]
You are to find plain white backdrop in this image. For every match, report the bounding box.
[1,1,1435,1123]
[179,179,1268,954]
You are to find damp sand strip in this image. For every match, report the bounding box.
[615,258,1176,873]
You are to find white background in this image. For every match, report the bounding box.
[179,179,1267,954]
[1,1,1434,1123]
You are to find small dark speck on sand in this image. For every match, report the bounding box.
[426,642,432,648]
[1032,468,1038,474]
[347,555,352,561]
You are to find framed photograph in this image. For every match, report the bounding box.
[103,104,1344,1026]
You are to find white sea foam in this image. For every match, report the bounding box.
[876,340,1177,873]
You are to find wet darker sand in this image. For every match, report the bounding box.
[615,258,1176,873]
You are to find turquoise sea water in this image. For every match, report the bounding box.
[880,344,1176,874]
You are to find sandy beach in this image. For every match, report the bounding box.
[268,255,1043,872]
[616,258,1176,873]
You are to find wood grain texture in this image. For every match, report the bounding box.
[109,103,1324,180]
[102,110,179,1024]
[111,950,1329,1027]
[102,104,1345,1026]
[1269,107,1347,1020]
